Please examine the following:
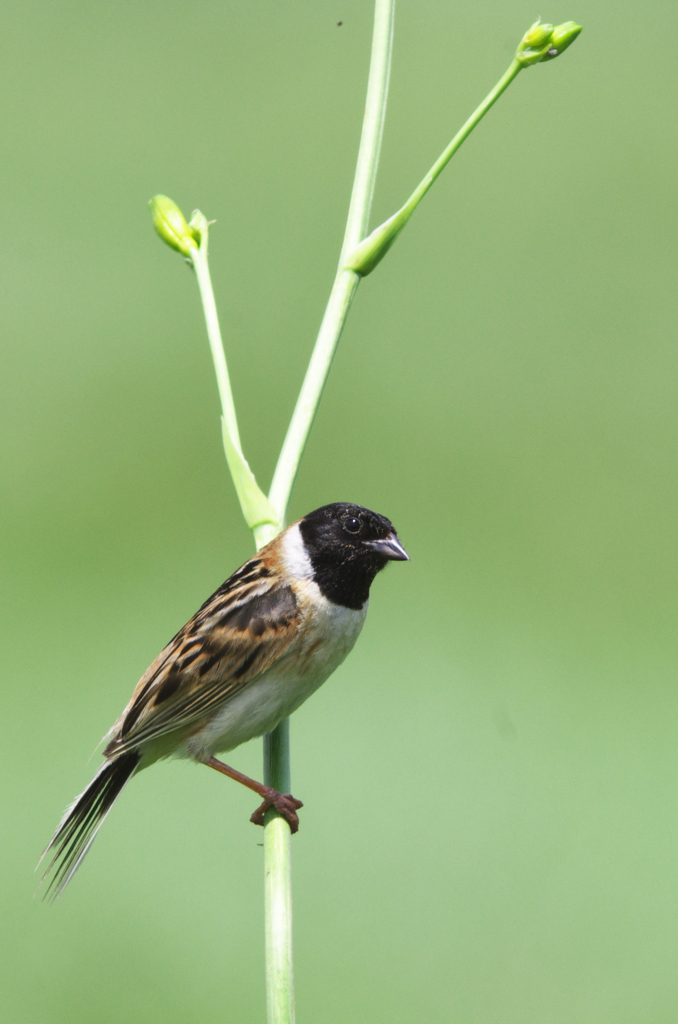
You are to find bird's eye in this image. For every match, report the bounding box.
[343,517,361,534]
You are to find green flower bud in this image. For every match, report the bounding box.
[149,194,199,257]
[524,20,555,49]
[516,20,555,66]
[540,21,583,61]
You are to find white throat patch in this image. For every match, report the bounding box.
[280,522,314,580]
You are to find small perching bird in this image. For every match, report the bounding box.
[40,503,408,898]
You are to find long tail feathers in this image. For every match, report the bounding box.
[38,751,140,900]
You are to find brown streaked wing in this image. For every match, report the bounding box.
[105,577,299,757]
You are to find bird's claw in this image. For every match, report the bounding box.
[250,790,304,833]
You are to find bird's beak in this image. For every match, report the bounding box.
[364,532,410,561]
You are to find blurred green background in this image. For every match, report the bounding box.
[2,1,677,1021]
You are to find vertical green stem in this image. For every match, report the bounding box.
[338,0,395,268]
[267,0,396,524]
[191,238,242,453]
[262,3,395,1023]
[266,268,360,525]
[263,721,294,1024]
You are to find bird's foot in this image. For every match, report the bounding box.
[204,757,303,833]
[250,789,304,833]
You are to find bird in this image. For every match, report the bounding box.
[40,502,408,898]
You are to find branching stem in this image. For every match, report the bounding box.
[148,8,585,1024]
[345,58,523,275]
[152,8,582,1023]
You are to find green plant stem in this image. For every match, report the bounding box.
[345,57,523,275]
[192,228,278,535]
[263,721,294,1024]
[338,0,395,269]
[155,11,581,1022]
[264,267,360,534]
[260,3,395,1023]
[267,0,395,529]
[191,233,297,1024]
[191,238,242,453]
[186,5,394,1020]
[398,58,522,226]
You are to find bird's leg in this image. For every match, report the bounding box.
[204,756,303,833]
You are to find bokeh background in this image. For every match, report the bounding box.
[2,1,677,1021]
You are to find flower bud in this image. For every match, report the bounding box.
[524,20,555,49]
[516,20,555,66]
[540,21,583,61]
[149,194,199,257]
